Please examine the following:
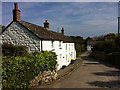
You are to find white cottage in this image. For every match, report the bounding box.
[1,3,76,70]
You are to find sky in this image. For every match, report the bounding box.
[2,2,118,38]
[0,1,2,25]
[1,0,120,2]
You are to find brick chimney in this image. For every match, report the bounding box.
[44,20,50,30]
[13,3,20,21]
[61,27,64,35]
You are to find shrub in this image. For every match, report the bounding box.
[90,50,120,68]
[90,51,106,61]
[2,43,28,56]
[107,52,120,68]
[90,34,120,68]
[2,51,57,89]
[32,51,57,72]
[92,40,120,53]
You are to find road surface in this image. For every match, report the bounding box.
[40,52,120,88]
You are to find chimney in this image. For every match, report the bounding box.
[13,3,20,21]
[44,20,50,30]
[61,27,64,35]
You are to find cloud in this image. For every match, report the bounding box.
[2,2,118,38]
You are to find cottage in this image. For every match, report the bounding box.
[1,3,76,70]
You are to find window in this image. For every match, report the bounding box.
[72,44,73,50]
[51,41,54,48]
[66,44,67,50]
[60,54,62,59]
[66,54,67,60]
[69,44,70,51]
[59,41,61,47]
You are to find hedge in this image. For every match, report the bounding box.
[90,38,120,68]
[90,51,120,68]
[2,43,28,56]
[2,51,57,89]
[107,52,120,68]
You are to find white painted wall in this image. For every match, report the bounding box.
[2,21,76,71]
[42,40,52,51]
[87,45,92,51]
[42,40,76,70]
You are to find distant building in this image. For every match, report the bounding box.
[87,41,94,51]
[1,3,76,70]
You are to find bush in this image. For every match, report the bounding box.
[92,40,120,53]
[75,44,85,57]
[107,52,120,68]
[2,51,57,89]
[90,51,106,61]
[90,34,120,68]
[90,51,120,69]
[2,43,28,56]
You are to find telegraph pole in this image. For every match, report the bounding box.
[118,1,120,35]
[118,17,120,35]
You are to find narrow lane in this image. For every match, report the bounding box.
[41,52,120,88]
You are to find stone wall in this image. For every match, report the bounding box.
[29,70,57,87]
[2,22,41,52]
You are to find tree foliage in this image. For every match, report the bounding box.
[70,36,86,56]
[2,51,57,89]
[90,34,120,68]
[2,43,28,56]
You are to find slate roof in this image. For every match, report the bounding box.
[3,20,74,43]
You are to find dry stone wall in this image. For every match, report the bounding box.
[29,70,57,87]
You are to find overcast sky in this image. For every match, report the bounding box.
[2,2,118,38]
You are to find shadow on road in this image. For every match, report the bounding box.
[81,52,120,88]
[80,55,101,65]
[87,80,120,88]
[87,70,120,88]
[81,54,120,69]
[93,70,120,76]
[80,55,95,61]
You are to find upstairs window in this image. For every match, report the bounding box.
[66,44,67,51]
[69,44,70,51]
[59,41,61,47]
[51,41,54,48]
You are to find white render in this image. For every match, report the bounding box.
[2,21,76,70]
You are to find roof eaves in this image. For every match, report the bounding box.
[2,21,14,34]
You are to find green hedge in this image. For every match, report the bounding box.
[2,51,57,89]
[90,51,120,68]
[107,52,120,68]
[2,43,28,56]
[90,51,106,61]
[90,37,120,68]
[92,36,120,53]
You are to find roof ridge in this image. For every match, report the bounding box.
[18,20,73,42]
[20,20,66,36]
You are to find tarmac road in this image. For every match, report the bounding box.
[39,52,120,88]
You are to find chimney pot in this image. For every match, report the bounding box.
[61,27,64,35]
[45,20,48,22]
[14,3,18,10]
[44,20,50,30]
